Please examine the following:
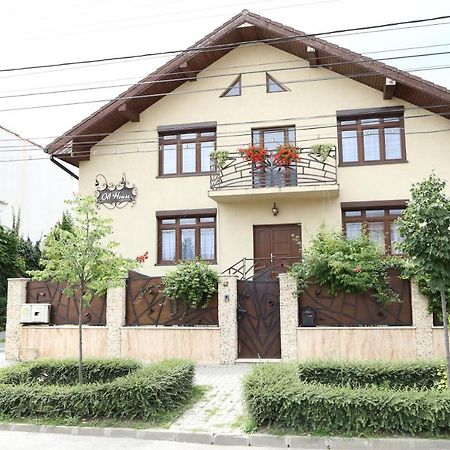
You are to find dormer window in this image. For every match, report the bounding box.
[221,75,241,97]
[266,73,288,93]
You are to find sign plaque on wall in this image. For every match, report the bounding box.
[95,173,137,209]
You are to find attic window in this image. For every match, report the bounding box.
[221,75,241,97]
[266,73,288,93]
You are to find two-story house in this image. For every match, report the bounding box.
[10,10,447,364]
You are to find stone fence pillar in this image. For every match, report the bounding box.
[5,278,29,361]
[411,281,434,358]
[218,276,238,364]
[279,273,298,361]
[106,285,127,358]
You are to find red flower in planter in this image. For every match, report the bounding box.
[273,144,300,167]
[136,251,149,263]
[353,266,362,273]
[239,145,269,167]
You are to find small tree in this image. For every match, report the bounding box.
[397,173,450,388]
[31,196,137,384]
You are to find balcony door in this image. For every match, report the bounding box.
[253,224,301,278]
[252,127,297,188]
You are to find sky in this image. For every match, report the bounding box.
[0,0,449,149]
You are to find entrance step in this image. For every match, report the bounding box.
[235,358,281,364]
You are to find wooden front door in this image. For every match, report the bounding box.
[253,224,301,276]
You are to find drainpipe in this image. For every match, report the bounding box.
[50,156,79,180]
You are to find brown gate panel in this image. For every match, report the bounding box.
[237,278,281,359]
[26,280,106,325]
[299,271,412,327]
[126,271,218,326]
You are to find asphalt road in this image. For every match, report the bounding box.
[0,431,274,450]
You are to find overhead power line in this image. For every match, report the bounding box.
[1,63,449,113]
[1,106,448,151]
[0,127,449,164]
[1,14,449,73]
[1,51,449,101]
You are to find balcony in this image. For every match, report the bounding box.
[208,148,339,202]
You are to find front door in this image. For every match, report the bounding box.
[253,224,301,276]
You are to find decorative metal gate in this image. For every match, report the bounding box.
[237,277,281,359]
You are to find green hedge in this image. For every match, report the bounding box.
[297,360,443,390]
[244,364,450,435]
[0,359,195,420]
[0,358,142,386]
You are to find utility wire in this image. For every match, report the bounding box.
[1,127,448,163]
[1,108,448,151]
[1,51,449,101]
[1,14,449,73]
[1,63,449,113]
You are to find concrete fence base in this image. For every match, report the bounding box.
[4,276,448,364]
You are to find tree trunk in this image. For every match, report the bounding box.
[78,291,83,385]
[440,288,450,390]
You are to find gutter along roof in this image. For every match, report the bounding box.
[46,10,450,167]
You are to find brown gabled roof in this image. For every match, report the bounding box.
[47,9,450,166]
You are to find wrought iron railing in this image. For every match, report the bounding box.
[223,256,299,280]
[210,148,337,191]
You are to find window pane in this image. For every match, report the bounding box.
[361,118,380,125]
[224,78,241,97]
[162,145,177,174]
[363,129,381,161]
[366,209,385,218]
[341,130,358,162]
[180,218,196,225]
[288,128,296,144]
[201,131,215,137]
[390,222,404,255]
[345,211,361,217]
[367,222,385,252]
[267,77,284,93]
[182,143,196,173]
[385,127,402,159]
[389,208,404,216]
[180,133,197,140]
[162,134,177,140]
[200,228,215,260]
[263,130,285,150]
[346,222,362,240]
[201,141,214,172]
[161,219,176,225]
[384,117,400,123]
[181,229,196,260]
[161,230,176,261]
[200,217,215,223]
[252,131,260,145]
[340,120,356,125]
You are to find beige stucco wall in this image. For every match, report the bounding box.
[78,43,450,275]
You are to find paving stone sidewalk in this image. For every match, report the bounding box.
[170,364,252,433]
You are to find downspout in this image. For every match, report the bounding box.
[50,156,79,180]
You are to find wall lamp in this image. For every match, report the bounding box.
[272,202,279,216]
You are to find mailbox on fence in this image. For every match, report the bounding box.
[20,304,51,324]
[301,307,316,327]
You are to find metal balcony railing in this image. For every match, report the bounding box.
[210,148,337,191]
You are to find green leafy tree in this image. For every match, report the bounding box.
[43,211,74,248]
[397,173,450,388]
[30,196,138,384]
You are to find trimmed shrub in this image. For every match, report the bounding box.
[0,359,195,420]
[244,364,450,435]
[0,358,142,386]
[297,360,443,390]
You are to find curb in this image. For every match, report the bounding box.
[2,423,450,449]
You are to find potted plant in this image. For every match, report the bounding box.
[273,143,300,166]
[239,145,269,168]
[310,143,335,162]
[210,150,230,169]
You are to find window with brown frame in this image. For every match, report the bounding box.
[342,203,405,254]
[337,107,406,166]
[157,212,216,264]
[159,129,216,176]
